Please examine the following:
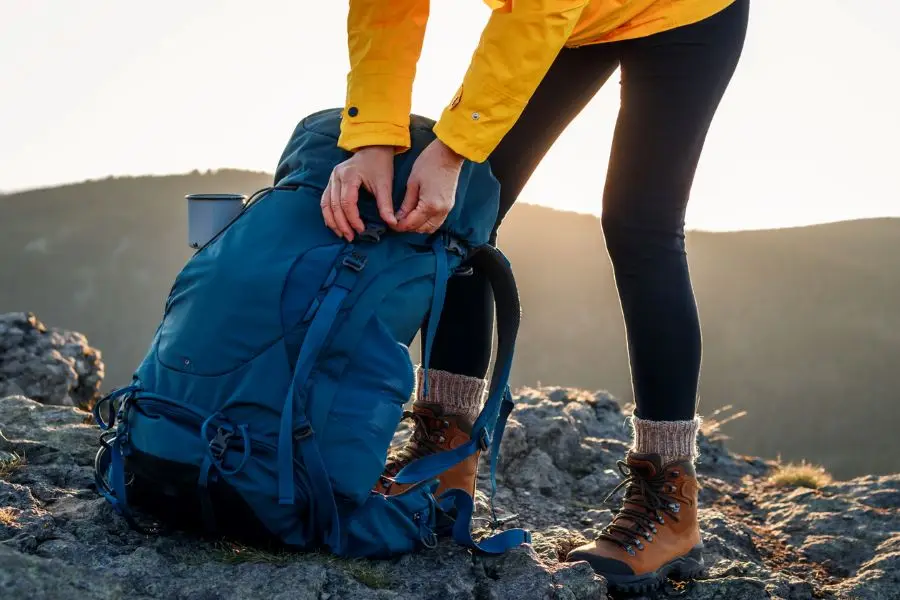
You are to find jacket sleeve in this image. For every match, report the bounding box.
[434,0,589,162]
[337,0,430,153]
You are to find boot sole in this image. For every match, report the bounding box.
[603,545,705,595]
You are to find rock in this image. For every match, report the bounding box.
[0,325,898,599]
[0,313,103,409]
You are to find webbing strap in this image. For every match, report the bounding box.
[488,387,516,523]
[197,455,217,532]
[277,280,351,504]
[393,246,520,486]
[94,433,143,531]
[295,425,342,551]
[420,238,449,401]
[306,254,438,432]
[276,254,362,551]
[439,488,531,554]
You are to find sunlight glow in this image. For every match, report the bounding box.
[1,0,898,231]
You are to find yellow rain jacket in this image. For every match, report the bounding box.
[338,0,736,162]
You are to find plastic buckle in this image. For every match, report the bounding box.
[209,426,234,460]
[342,252,367,272]
[446,237,466,257]
[478,429,491,452]
[293,424,314,442]
[358,223,386,243]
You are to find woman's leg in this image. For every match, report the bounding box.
[603,0,749,437]
[424,44,621,388]
[378,44,620,497]
[568,0,749,591]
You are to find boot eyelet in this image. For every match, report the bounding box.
[670,503,680,513]
[645,533,653,542]
[626,546,635,556]
[438,436,446,443]
[670,470,680,478]
[634,539,643,550]
[442,420,450,428]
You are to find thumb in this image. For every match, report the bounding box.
[373,177,396,227]
[395,179,420,230]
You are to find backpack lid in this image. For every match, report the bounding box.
[273,109,501,249]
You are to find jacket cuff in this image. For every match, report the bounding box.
[338,72,415,152]
[433,93,521,163]
[337,121,411,153]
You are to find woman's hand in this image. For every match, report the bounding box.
[321,145,396,241]
[395,139,464,234]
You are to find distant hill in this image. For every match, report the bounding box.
[2,170,898,479]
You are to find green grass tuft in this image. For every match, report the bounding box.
[210,542,393,589]
[212,541,302,565]
[343,561,393,590]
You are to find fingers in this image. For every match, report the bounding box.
[321,177,339,237]
[394,180,420,230]
[416,217,442,234]
[373,179,397,228]
[329,175,355,241]
[398,202,434,233]
[340,176,365,235]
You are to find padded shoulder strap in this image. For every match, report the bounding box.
[392,245,520,489]
[391,244,529,553]
[467,245,519,438]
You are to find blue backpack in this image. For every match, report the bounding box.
[91,108,531,558]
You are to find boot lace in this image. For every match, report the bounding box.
[596,460,682,556]
[378,410,451,487]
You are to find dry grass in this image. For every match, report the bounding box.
[0,507,19,527]
[0,452,24,479]
[769,460,833,490]
[700,405,748,440]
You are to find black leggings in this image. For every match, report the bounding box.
[426,0,749,421]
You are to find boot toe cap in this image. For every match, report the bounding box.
[566,549,635,576]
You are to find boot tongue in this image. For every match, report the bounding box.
[625,452,664,479]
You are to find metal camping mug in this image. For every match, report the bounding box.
[185,193,247,249]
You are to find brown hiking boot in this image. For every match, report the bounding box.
[566,452,704,594]
[375,404,479,498]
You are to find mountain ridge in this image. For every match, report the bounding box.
[2,170,899,479]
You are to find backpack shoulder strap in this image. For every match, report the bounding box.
[393,244,531,553]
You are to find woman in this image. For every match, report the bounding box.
[321,0,749,592]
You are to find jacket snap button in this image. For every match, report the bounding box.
[471,112,480,121]
[347,106,359,117]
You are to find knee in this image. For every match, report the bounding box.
[601,212,687,266]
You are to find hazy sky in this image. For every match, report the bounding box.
[2,1,899,231]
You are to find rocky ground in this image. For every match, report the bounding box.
[1,314,897,599]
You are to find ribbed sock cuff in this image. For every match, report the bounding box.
[630,415,702,464]
[414,366,486,423]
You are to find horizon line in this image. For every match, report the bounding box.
[3,168,898,235]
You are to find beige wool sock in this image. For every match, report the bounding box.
[414,365,487,424]
[629,415,702,466]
